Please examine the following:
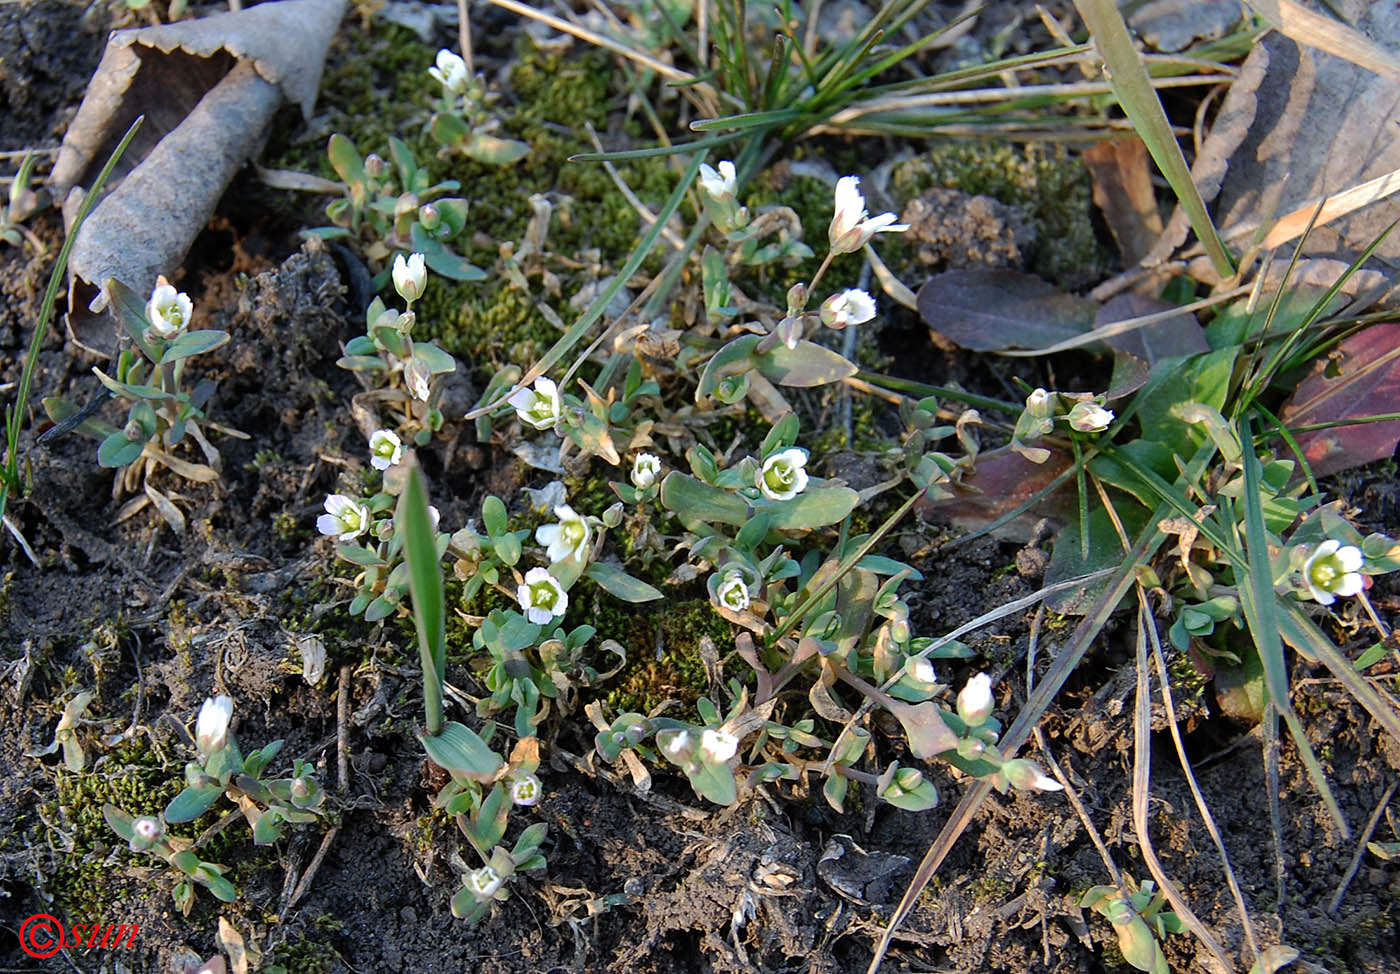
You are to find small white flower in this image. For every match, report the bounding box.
[368,429,403,471]
[698,161,737,202]
[715,570,750,612]
[956,673,994,727]
[404,356,432,402]
[1065,401,1114,433]
[1303,539,1365,606]
[535,504,590,563]
[699,728,739,764]
[195,695,234,755]
[819,289,877,330]
[466,865,503,900]
[146,279,193,338]
[392,252,427,304]
[509,773,542,807]
[757,448,809,501]
[907,657,937,686]
[631,453,661,490]
[428,49,470,96]
[517,567,568,624]
[828,176,909,254]
[317,494,371,541]
[508,376,562,430]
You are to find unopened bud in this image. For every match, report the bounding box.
[364,154,387,180]
[956,673,995,727]
[786,282,808,317]
[418,203,441,231]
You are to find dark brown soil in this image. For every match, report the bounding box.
[2,5,1399,974]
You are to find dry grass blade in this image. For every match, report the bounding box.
[1132,600,1237,971]
[1142,590,1262,963]
[1243,0,1400,84]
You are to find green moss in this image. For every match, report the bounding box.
[602,599,734,716]
[270,931,338,974]
[44,738,182,917]
[890,142,1108,286]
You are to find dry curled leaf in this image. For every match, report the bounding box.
[52,0,345,354]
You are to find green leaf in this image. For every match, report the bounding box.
[754,340,857,387]
[419,720,504,781]
[399,465,446,735]
[760,486,859,530]
[585,561,663,602]
[414,342,456,374]
[98,431,145,468]
[696,334,760,403]
[336,544,386,567]
[760,413,799,459]
[660,472,749,527]
[482,495,508,537]
[200,871,238,903]
[686,759,737,806]
[513,822,548,858]
[105,277,159,361]
[158,329,229,365]
[164,784,222,823]
[327,133,364,185]
[364,595,397,622]
[464,132,531,166]
[336,355,388,372]
[103,804,136,841]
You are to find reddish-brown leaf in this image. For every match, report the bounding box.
[1281,322,1400,478]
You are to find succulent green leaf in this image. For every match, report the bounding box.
[419,721,504,781]
[158,330,230,365]
[164,784,223,823]
[585,561,663,602]
[754,340,857,387]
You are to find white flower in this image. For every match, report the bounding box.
[404,356,432,402]
[1003,758,1063,792]
[1065,401,1114,433]
[828,176,909,254]
[195,695,234,755]
[129,815,164,852]
[698,161,737,202]
[1303,539,1365,606]
[699,728,739,763]
[466,865,503,900]
[820,288,877,330]
[956,673,994,727]
[757,448,809,501]
[907,657,937,686]
[368,429,403,471]
[508,376,561,430]
[392,252,427,304]
[509,773,542,807]
[317,494,371,541]
[428,49,470,96]
[631,453,661,490]
[715,570,750,612]
[517,567,568,624]
[146,280,193,338]
[535,504,590,563]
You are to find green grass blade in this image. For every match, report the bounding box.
[1,116,144,521]
[398,464,446,737]
[1073,0,1233,277]
[1235,413,1349,836]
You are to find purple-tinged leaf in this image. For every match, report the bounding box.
[917,269,1096,353]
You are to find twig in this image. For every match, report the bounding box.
[337,664,351,793]
[457,0,473,76]
[1328,781,1397,915]
[287,826,340,912]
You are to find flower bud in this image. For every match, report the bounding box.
[1002,758,1063,792]
[418,203,441,232]
[956,673,994,727]
[130,815,164,852]
[631,453,661,490]
[602,501,624,528]
[195,695,234,756]
[786,281,808,317]
[1065,400,1113,434]
[392,252,427,304]
[364,153,387,180]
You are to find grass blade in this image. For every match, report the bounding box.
[398,463,446,737]
[1235,413,1349,836]
[1073,0,1234,277]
